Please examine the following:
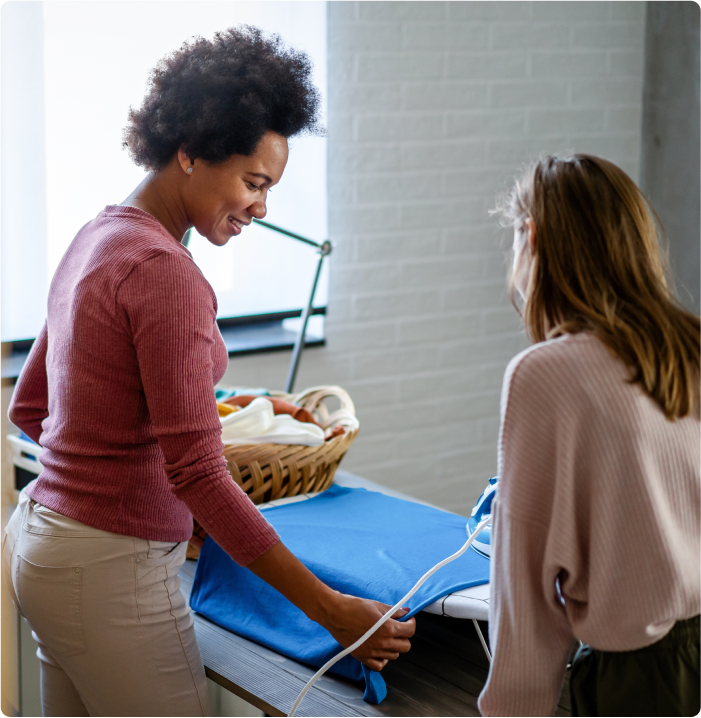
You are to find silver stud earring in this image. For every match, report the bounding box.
[186,167,193,174]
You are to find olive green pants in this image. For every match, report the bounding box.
[570,616,700,717]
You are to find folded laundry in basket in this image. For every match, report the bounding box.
[224,396,346,441]
[190,485,490,704]
[224,395,318,426]
[220,397,325,446]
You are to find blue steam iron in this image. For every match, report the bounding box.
[467,476,498,558]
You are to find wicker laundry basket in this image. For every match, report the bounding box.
[221,385,359,504]
[188,386,359,558]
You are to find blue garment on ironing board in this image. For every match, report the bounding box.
[189,485,490,704]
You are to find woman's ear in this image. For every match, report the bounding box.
[177,146,195,175]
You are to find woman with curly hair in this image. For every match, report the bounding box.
[5,27,414,717]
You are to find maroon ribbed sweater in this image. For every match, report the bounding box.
[9,205,279,566]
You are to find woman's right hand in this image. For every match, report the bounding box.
[320,592,416,671]
[246,540,415,671]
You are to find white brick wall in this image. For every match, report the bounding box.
[222,1,645,515]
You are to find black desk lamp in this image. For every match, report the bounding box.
[183,221,331,394]
[252,219,332,393]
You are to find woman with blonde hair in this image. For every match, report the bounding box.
[478,154,700,717]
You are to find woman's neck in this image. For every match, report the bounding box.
[120,165,190,243]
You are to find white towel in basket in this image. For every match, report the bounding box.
[220,397,325,447]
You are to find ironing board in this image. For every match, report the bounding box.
[178,471,575,717]
[257,476,491,661]
[259,482,490,621]
[181,471,496,716]
[178,556,494,717]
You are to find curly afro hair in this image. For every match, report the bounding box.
[123,25,323,170]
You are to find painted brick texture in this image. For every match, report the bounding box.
[223,1,645,515]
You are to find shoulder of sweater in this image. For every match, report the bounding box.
[106,228,194,265]
[503,333,621,401]
[69,208,198,280]
[116,249,215,310]
[93,206,193,260]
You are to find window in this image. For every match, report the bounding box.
[1,1,327,343]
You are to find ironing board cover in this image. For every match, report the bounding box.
[189,485,490,704]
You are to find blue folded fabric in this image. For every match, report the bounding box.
[190,485,490,704]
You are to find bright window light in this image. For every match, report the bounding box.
[1,1,327,342]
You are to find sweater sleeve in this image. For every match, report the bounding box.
[8,322,49,444]
[116,250,279,566]
[478,351,576,716]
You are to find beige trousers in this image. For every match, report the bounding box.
[2,488,210,717]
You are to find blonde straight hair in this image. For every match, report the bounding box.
[496,154,700,419]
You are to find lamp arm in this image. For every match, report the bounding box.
[251,220,331,394]
[285,242,330,394]
[186,219,331,393]
[252,218,325,250]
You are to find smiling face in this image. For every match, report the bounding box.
[179,131,289,246]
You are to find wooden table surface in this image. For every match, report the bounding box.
[179,472,572,717]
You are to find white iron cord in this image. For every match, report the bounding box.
[287,514,493,716]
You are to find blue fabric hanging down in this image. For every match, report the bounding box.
[189,485,490,704]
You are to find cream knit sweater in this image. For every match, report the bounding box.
[478,333,700,716]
